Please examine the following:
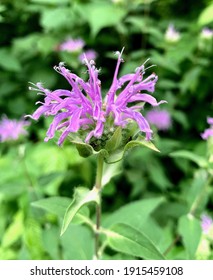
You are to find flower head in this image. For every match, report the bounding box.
[27,49,166,147]
[201,117,213,140]
[165,24,180,43]
[58,38,85,52]
[0,115,30,142]
[200,28,213,40]
[146,109,171,131]
[201,214,213,234]
[79,49,97,63]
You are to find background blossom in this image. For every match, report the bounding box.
[165,24,180,42]
[58,38,85,52]
[0,115,29,142]
[146,109,171,131]
[201,214,213,234]
[201,117,213,140]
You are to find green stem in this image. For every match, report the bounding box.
[94,153,104,259]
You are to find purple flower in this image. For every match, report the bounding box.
[27,49,166,146]
[201,214,213,234]
[0,115,30,142]
[58,38,85,52]
[146,109,171,131]
[201,28,213,40]
[79,50,97,63]
[165,24,180,42]
[201,117,213,140]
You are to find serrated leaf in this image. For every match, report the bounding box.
[178,214,202,259]
[198,3,213,25]
[61,187,100,236]
[170,150,207,168]
[106,223,165,260]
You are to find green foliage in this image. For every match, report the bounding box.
[106,223,165,260]
[61,187,100,235]
[198,3,213,25]
[178,214,202,259]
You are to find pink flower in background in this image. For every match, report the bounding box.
[201,28,213,40]
[59,38,85,52]
[0,115,30,142]
[146,109,171,131]
[201,214,213,234]
[79,50,97,63]
[165,24,180,42]
[201,117,213,140]
[27,49,166,146]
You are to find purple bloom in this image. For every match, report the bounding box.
[58,38,85,52]
[79,50,97,63]
[165,24,180,42]
[201,214,213,234]
[0,115,30,142]
[201,117,213,140]
[146,109,171,131]
[27,49,166,146]
[201,28,213,40]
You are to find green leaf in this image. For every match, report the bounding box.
[102,161,121,187]
[73,142,95,158]
[61,187,100,236]
[198,3,213,25]
[103,197,164,229]
[78,3,126,36]
[178,214,202,259]
[31,196,72,218]
[106,136,159,163]
[31,0,69,4]
[24,218,46,259]
[2,211,24,248]
[105,127,123,152]
[40,8,73,31]
[42,225,60,260]
[0,48,21,72]
[170,150,208,168]
[106,223,165,260]
[61,224,93,260]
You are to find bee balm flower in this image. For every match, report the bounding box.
[165,24,180,43]
[58,38,85,52]
[27,49,166,147]
[146,109,171,131]
[201,117,213,140]
[0,115,29,142]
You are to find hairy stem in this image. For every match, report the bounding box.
[94,153,104,259]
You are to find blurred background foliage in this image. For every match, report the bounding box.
[0,0,213,260]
